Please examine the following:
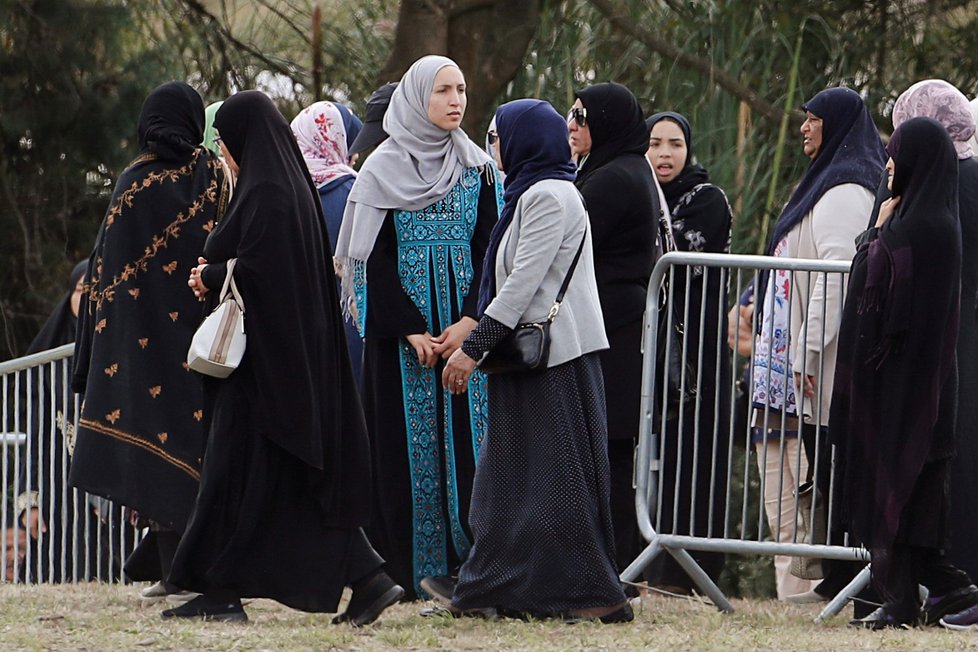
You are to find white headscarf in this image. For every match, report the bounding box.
[891,79,976,160]
[335,55,491,264]
[290,101,357,188]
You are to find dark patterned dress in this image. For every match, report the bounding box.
[70,148,230,531]
[356,167,500,598]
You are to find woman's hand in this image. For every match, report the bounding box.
[442,348,477,395]
[188,257,210,301]
[406,332,438,368]
[432,317,478,359]
[727,303,754,357]
[875,196,901,228]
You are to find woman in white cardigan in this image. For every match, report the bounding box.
[428,99,630,623]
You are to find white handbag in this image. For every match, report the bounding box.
[187,258,246,378]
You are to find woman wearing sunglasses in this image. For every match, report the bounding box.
[569,83,661,580]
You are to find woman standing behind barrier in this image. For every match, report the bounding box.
[760,87,884,604]
[334,56,499,599]
[644,112,732,594]
[428,98,630,622]
[570,82,660,578]
[833,118,978,630]
[168,90,402,624]
[17,261,128,583]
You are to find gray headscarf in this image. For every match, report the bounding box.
[891,79,976,160]
[335,55,490,266]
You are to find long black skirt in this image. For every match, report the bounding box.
[452,353,626,614]
[169,375,382,613]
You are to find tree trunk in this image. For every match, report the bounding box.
[378,0,543,137]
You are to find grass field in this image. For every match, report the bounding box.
[2,584,977,651]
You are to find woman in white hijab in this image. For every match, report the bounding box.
[335,55,501,600]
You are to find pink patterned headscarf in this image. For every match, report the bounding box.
[290,101,357,187]
[891,79,976,159]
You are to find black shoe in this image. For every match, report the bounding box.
[848,607,914,630]
[342,571,405,627]
[160,594,247,623]
[419,575,457,605]
[923,584,978,626]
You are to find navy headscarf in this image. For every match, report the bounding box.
[477,99,577,312]
[334,102,363,153]
[768,87,885,252]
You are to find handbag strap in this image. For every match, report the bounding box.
[548,227,588,322]
[217,258,245,313]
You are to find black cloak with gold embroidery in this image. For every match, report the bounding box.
[69,81,230,531]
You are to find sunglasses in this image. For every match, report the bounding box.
[566,107,587,127]
[487,130,498,145]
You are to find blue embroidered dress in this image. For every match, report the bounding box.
[357,167,500,597]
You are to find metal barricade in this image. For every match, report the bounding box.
[1,344,141,584]
[624,251,871,621]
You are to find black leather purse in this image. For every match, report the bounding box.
[478,232,587,375]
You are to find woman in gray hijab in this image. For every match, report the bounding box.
[335,55,501,600]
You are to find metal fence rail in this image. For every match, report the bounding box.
[1,344,141,584]
[625,251,871,621]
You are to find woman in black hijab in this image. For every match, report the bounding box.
[17,261,128,582]
[69,81,230,596]
[644,111,732,593]
[166,91,402,624]
[570,82,660,577]
[833,117,978,629]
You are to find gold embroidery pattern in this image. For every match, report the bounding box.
[138,338,149,349]
[105,409,121,424]
[91,180,219,310]
[128,288,140,299]
[162,261,178,275]
[148,386,162,398]
[157,432,168,444]
[104,363,119,377]
[168,311,179,322]
[105,153,196,230]
[79,418,200,481]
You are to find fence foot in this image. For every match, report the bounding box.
[666,547,735,613]
[814,564,871,624]
[620,538,663,583]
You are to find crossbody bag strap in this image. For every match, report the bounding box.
[548,226,588,322]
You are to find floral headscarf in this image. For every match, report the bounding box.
[892,79,976,160]
[290,101,357,188]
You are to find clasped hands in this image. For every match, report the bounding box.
[405,317,478,395]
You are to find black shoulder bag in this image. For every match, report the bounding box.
[478,231,588,375]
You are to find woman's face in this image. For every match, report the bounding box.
[885,156,895,191]
[427,66,467,131]
[567,98,592,159]
[801,111,823,160]
[70,277,85,318]
[647,120,688,183]
[217,134,239,178]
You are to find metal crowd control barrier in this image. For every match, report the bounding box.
[623,251,871,622]
[1,344,141,584]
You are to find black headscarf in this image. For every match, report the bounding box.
[575,82,649,181]
[137,81,205,161]
[209,91,370,526]
[768,87,885,253]
[477,99,577,312]
[830,117,960,592]
[27,261,87,354]
[646,111,711,205]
